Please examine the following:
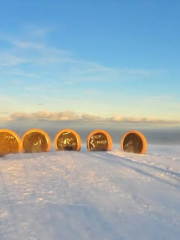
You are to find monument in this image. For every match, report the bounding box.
[54,129,81,151]
[121,130,147,154]
[22,129,51,153]
[87,130,113,151]
[0,129,22,157]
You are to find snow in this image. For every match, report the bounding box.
[0,144,180,240]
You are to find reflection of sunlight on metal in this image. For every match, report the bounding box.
[22,129,51,153]
[87,129,113,151]
[90,139,96,150]
[34,138,42,146]
[0,129,22,157]
[54,129,81,151]
[62,132,70,136]
[121,130,147,154]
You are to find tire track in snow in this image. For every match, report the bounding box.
[80,151,180,223]
[108,150,180,182]
[1,150,180,240]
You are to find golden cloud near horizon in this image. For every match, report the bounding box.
[0,111,179,125]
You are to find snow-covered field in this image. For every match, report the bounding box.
[0,144,180,240]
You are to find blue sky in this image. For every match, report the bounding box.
[0,0,180,126]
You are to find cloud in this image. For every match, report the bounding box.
[0,53,30,67]
[1,111,179,125]
[10,80,22,85]
[9,111,80,121]
[81,113,103,121]
[12,40,45,50]
[27,26,50,36]
[0,28,159,83]
[8,70,40,78]
[151,95,170,101]
[111,115,180,124]
[0,115,11,122]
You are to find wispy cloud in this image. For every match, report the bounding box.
[7,70,40,78]
[0,53,30,67]
[27,25,50,36]
[11,40,45,50]
[10,80,22,86]
[151,95,171,101]
[0,26,160,84]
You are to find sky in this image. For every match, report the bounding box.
[0,0,180,128]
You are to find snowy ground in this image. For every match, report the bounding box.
[0,144,180,240]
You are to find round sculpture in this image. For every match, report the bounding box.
[0,129,22,157]
[54,129,81,151]
[22,129,51,153]
[121,130,147,154]
[87,130,113,151]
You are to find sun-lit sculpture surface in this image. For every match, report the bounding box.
[22,129,51,153]
[87,129,113,151]
[54,129,81,151]
[0,129,22,157]
[121,130,147,154]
